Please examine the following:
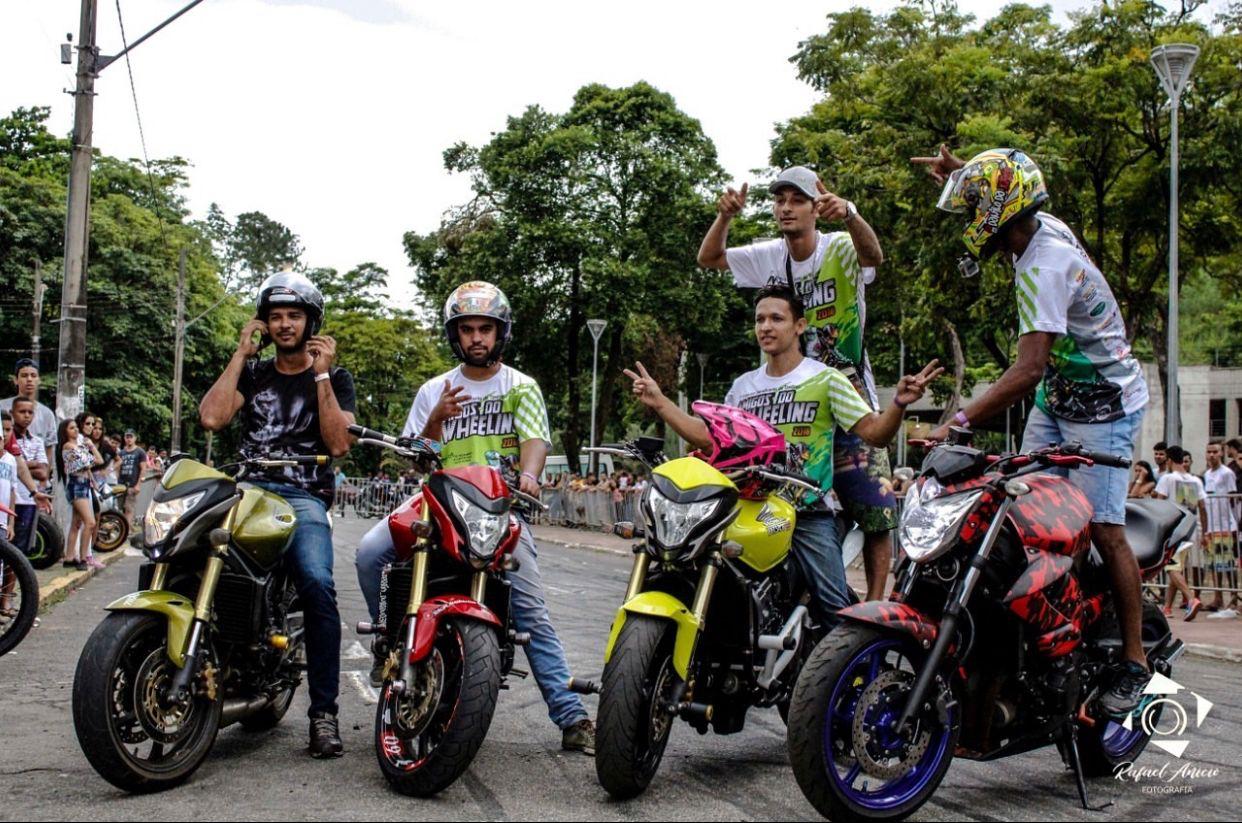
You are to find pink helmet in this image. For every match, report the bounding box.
[691,401,787,472]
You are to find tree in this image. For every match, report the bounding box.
[772,0,1242,430]
[406,82,742,465]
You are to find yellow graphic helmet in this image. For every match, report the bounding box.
[936,148,1048,275]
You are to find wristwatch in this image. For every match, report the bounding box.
[843,201,859,223]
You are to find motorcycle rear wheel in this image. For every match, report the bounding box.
[73,612,221,793]
[595,615,678,799]
[375,617,501,796]
[0,538,39,657]
[94,511,129,553]
[787,624,958,822]
[26,512,64,569]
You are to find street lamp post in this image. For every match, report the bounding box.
[587,319,607,472]
[1150,43,1199,445]
[696,352,710,400]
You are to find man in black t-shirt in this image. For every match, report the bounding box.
[200,271,355,759]
[118,430,146,525]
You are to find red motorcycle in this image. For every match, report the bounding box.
[349,425,540,796]
[787,431,1196,822]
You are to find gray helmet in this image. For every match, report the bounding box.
[256,271,325,338]
[443,281,512,366]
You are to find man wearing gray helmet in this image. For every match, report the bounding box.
[697,167,897,603]
[200,270,356,758]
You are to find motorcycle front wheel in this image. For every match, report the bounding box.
[375,617,501,796]
[595,615,679,799]
[73,612,221,792]
[787,624,958,822]
[0,538,39,656]
[94,511,129,553]
[26,512,64,569]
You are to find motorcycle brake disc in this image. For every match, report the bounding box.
[134,648,197,744]
[851,669,932,780]
[393,650,445,738]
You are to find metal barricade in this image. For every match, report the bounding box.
[333,477,420,519]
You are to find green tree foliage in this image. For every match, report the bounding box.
[405,82,747,464]
[773,0,1242,421]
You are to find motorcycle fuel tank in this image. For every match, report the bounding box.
[724,496,795,573]
[231,486,297,569]
[1007,474,1093,557]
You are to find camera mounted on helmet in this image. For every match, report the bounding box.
[443,281,513,367]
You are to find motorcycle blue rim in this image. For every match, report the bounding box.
[822,638,954,812]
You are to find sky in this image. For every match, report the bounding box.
[2,0,1228,310]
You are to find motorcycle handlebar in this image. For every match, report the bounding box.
[348,424,396,445]
[1083,450,1131,469]
[249,454,330,467]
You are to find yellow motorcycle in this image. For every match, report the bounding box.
[583,404,842,799]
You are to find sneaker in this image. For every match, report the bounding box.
[561,718,595,755]
[1161,606,1174,618]
[369,641,387,688]
[1205,608,1238,620]
[1184,598,1202,622]
[308,712,344,758]
[84,556,106,570]
[1097,661,1150,718]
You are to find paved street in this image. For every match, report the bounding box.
[1,514,1238,821]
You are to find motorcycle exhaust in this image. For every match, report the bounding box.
[220,695,274,726]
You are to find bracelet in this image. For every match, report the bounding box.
[314,372,331,383]
[521,471,539,485]
[893,397,909,410]
[953,409,970,428]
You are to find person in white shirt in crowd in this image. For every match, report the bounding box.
[1154,446,1207,621]
[6,398,53,552]
[0,358,57,469]
[1202,441,1238,612]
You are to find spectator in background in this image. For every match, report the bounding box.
[1128,461,1157,498]
[1226,438,1242,489]
[91,416,118,485]
[145,446,162,475]
[1153,442,1169,480]
[58,417,104,571]
[8,398,53,551]
[1203,441,1238,612]
[117,430,146,526]
[0,358,57,468]
[1154,445,1205,621]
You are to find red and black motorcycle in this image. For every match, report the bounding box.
[787,430,1196,822]
[349,425,540,796]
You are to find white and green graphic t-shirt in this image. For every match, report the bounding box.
[1014,214,1148,423]
[724,358,872,496]
[725,231,878,407]
[404,365,551,469]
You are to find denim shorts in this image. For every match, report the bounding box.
[1020,406,1144,525]
[65,476,93,501]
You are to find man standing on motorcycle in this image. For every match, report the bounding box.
[625,285,941,622]
[354,281,596,755]
[698,168,898,602]
[199,271,356,758]
[913,145,1151,717]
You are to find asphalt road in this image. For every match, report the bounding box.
[1,515,1238,821]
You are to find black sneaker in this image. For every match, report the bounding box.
[561,718,595,755]
[308,712,344,758]
[1097,661,1150,718]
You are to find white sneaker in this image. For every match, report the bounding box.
[1205,608,1238,620]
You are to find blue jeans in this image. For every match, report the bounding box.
[1020,407,1144,526]
[253,482,340,717]
[355,517,587,730]
[791,512,851,621]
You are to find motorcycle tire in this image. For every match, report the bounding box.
[376,617,501,797]
[595,615,678,799]
[94,511,129,553]
[787,624,958,822]
[1077,602,1170,777]
[73,612,221,793]
[27,512,64,570]
[0,538,40,657]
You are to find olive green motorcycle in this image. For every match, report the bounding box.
[73,453,325,793]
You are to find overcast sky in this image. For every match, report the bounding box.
[3,0,1226,309]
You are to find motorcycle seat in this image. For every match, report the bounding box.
[1089,498,1188,570]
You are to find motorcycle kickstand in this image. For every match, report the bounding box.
[1062,722,1112,813]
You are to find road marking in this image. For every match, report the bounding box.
[345,670,379,704]
[343,640,370,660]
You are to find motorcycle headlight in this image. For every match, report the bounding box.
[451,489,507,558]
[899,480,982,564]
[144,491,206,546]
[647,487,721,550]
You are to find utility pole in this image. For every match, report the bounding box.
[171,248,187,453]
[31,261,46,365]
[55,0,99,421]
[586,318,606,474]
[54,0,207,422]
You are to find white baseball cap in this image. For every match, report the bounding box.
[770,166,819,199]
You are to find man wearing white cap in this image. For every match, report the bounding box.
[697,166,896,602]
